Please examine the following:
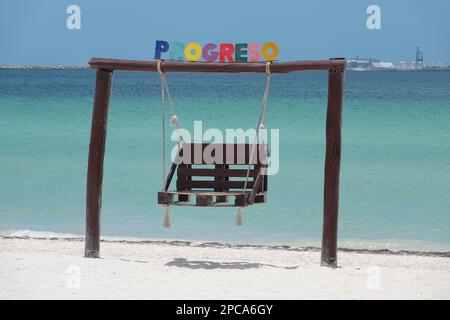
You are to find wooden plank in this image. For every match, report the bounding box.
[161,190,253,196]
[223,164,230,200]
[178,143,268,165]
[215,195,228,203]
[215,164,227,203]
[178,180,255,190]
[158,192,174,205]
[171,201,240,208]
[254,192,267,204]
[234,194,249,207]
[177,164,190,201]
[196,195,213,206]
[85,69,113,258]
[89,58,346,73]
[177,194,191,202]
[177,168,258,177]
[321,67,344,268]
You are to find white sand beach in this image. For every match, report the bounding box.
[0,236,449,300]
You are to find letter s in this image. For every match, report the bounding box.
[248,43,260,62]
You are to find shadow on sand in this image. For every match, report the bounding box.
[165,258,298,270]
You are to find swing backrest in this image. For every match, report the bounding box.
[174,143,268,192]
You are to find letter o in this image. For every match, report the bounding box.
[184,42,203,61]
[261,42,279,61]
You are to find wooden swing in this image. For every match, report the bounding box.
[157,143,269,207]
[85,57,346,267]
[156,60,272,226]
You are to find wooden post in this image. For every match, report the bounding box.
[84,69,113,258]
[321,65,344,268]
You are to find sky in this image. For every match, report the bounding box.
[1,0,449,65]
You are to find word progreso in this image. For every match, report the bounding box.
[154,40,279,62]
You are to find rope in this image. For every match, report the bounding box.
[265,61,272,76]
[160,66,166,187]
[236,206,244,226]
[237,62,271,225]
[158,59,183,228]
[159,60,184,190]
[242,62,272,193]
[163,204,171,228]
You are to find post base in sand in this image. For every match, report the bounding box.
[84,250,100,258]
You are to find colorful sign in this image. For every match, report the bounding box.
[154,41,279,62]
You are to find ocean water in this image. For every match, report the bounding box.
[1,69,449,251]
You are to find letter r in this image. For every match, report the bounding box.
[220,43,235,63]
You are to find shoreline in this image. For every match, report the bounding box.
[1,230,449,258]
[3,236,450,258]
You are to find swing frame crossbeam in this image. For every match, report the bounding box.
[85,57,346,268]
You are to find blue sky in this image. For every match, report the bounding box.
[1,0,449,65]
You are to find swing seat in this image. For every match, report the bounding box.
[158,143,268,207]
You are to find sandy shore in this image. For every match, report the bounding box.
[0,237,449,299]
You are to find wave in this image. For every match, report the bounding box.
[0,229,82,239]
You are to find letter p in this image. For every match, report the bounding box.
[154,40,170,60]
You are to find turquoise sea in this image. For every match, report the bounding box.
[1,69,449,251]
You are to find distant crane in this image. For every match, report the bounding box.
[415,46,424,70]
